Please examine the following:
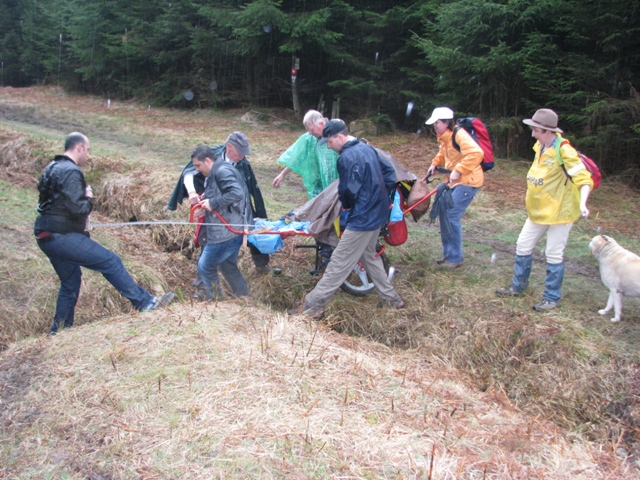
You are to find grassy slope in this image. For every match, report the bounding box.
[1,86,640,478]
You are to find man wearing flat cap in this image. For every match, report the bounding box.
[289,120,405,319]
[168,131,271,283]
[497,108,593,311]
[191,144,251,301]
[222,132,271,273]
[219,132,271,273]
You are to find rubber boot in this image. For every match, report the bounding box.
[543,262,564,303]
[310,242,332,276]
[511,254,533,294]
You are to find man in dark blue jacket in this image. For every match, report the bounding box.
[35,133,174,334]
[289,120,404,319]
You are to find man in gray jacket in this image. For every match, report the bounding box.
[191,145,252,301]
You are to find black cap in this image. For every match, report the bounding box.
[317,119,348,146]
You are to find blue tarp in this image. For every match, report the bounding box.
[247,219,311,254]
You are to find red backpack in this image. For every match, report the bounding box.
[452,117,495,171]
[555,139,602,190]
[384,187,408,246]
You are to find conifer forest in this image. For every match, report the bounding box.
[1,0,638,177]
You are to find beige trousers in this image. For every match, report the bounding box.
[304,228,401,310]
[516,218,574,264]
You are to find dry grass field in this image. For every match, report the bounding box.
[2,86,640,478]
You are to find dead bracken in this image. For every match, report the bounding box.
[1,86,640,478]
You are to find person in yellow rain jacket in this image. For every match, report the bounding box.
[497,108,592,311]
[425,107,484,269]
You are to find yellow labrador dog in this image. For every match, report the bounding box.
[589,235,640,322]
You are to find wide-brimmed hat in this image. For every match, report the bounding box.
[318,119,348,145]
[226,132,252,156]
[425,107,454,125]
[523,109,563,133]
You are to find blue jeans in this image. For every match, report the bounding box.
[197,236,248,301]
[37,232,155,333]
[439,185,478,264]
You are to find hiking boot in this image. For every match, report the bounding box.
[142,292,175,312]
[533,299,557,312]
[438,261,461,270]
[435,257,446,265]
[377,299,406,309]
[287,305,324,320]
[496,286,520,297]
[255,265,272,275]
[193,287,207,300]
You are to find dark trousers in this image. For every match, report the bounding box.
[249,243,270,268]
[37,232,154,333]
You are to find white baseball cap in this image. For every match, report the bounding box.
[425,107,454,125]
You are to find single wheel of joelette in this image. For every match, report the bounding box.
[340,242,392,297]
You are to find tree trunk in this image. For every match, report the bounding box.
[291,76,301,118]
[331,97,340,119]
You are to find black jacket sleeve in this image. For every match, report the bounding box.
[237,159,267,218]
[167,160,206,211]
[61,169,93,216]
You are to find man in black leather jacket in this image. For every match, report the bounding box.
[35,132,174,334]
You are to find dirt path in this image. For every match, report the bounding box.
[0,93,203,167]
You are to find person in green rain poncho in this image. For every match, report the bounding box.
[272,110,339,274]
